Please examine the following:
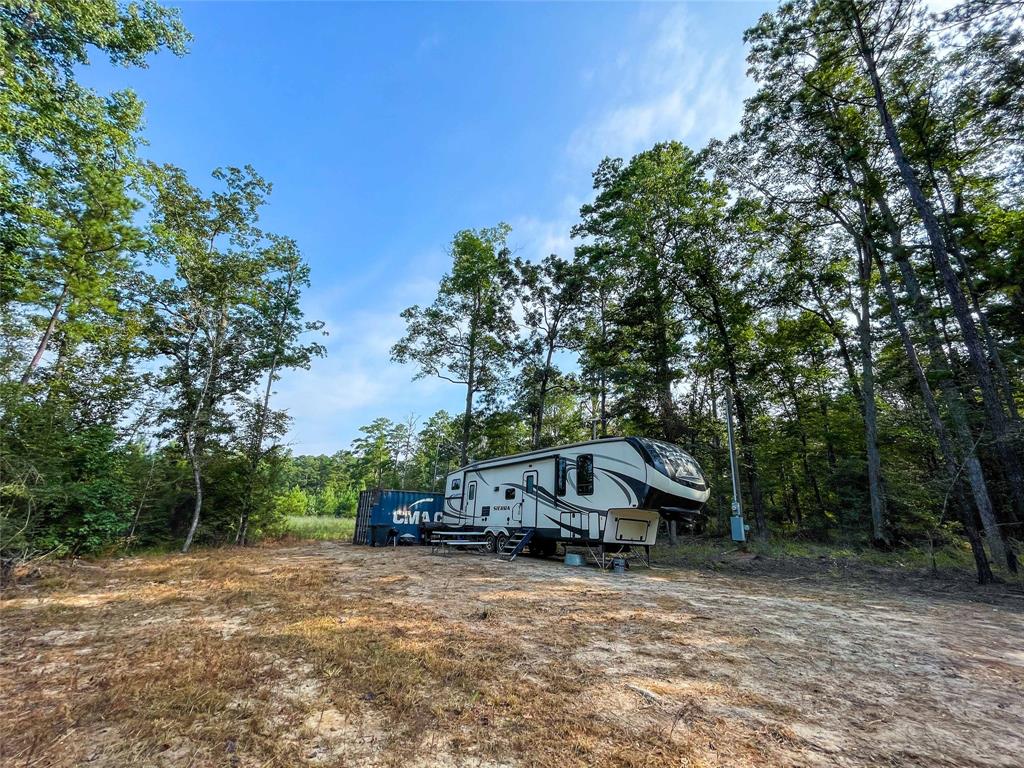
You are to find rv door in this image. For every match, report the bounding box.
[466,480,477,525]
[522,470,538,527]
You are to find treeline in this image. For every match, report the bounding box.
[275,414,463,517]
[1,3,324,556]
[387,0,1023,582]
[3,1,1022,583]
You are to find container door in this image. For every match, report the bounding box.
[522,471,538,528]
[466,480,478,526]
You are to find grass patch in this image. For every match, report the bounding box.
[283,515,355,541]
[653,534,982,577]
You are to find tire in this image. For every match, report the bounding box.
[485,532,497,553]
[495,532,508,553]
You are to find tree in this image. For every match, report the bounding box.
[739,0,1021,573]
[392,225,517,465]
[838,0,1024,527]
[515,254,588,448]
[234,237,324,544]
[352,418,397,488]
[2,1,188,386]
[576,142,775,539]
[145,164,282,553]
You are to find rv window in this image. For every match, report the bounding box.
[526,475,535,494]
[451,479,461,491]
[556,457,567,496]
[468,484,475,500]
[577,454,594,496]
[504,488,516,500]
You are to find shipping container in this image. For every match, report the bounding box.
[352,489,445,546]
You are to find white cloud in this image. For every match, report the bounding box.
[515,6,756,275]
[509,194,581,263]
[567,6,752,167]
[273,248,455,455]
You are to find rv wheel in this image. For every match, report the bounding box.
[485,532,497,553]
[495,532,508,552]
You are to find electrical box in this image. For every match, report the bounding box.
[730,514,747,543]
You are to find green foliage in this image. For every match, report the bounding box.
[391,225,517,464]
[273,487,313,519]
[1,398,135,555]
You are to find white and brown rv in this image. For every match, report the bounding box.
[440,437,710,556]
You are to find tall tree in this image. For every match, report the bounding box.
[145,164,279,553]
[576,142,775,539]
[234,237,324,544]
[2,1,188,386]
[515,254,588,448]
[392,225,517,465]
[839,0,1024,522]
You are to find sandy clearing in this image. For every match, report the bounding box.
[2,541,1022,767]
[308,543,1024,766]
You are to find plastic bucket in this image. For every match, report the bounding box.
[564,552,584,567]
[611,558,626,574]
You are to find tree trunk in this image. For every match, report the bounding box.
[237,269,296,545]
[851,7,1024,523]
[652,279,679,441]
[935,172,1020,423]
[786,378,825,519]
[182,313,224,554]
[810,348,838,473]
[461,352,475,467]
[598,289,609,437]
[182,433,204,554]
[733,382,767,540]
[856,244,887,546]
[809,283,862,402]
[21,284,68,385]
[533,339,556,449]
[875,250,997,580]
[887,241,1014,573]
[710,291,767,539]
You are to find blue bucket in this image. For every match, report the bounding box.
[612,558,626,574]
[564,552,584,567]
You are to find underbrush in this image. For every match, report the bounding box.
[282,515,355,541]
[652,534,988,580]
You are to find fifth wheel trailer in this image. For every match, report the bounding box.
[440,437,710,557]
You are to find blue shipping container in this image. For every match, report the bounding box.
[353,489,445,546]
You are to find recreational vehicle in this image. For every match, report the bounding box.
[441,437,710,558]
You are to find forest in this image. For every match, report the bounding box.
[2,0,1022,585]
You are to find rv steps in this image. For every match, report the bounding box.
[498,529,535,562]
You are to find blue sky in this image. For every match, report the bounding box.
[85,1,772,455]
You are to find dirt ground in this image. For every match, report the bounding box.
[2,542,1022,767]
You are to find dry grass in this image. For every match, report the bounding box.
[2,542,1021,767]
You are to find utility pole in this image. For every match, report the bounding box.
[724,385,747,543]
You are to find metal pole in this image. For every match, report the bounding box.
[724,385,746,543]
